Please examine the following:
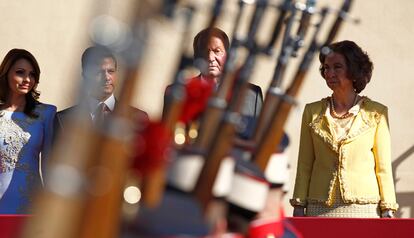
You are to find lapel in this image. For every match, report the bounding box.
[309,98,339,153]
[309,97,379,154]
[343,98,378,143]
[113,100,118,114]
[81,105,94,126]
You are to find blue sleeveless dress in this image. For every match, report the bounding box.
[0,103,56,214]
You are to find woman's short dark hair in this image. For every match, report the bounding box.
[319,40,373,93]
[0,48,41,118]
[193,27,230,59]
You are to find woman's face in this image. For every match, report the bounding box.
[322,52,354,92]
[7,58,36,97]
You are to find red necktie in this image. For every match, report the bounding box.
[94,103,109,126]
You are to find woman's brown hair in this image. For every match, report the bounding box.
[0,48,41,117]
[319,40,373,93]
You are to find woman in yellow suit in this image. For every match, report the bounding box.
[290,40,398,218]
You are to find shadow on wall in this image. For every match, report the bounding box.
[392,145,414,218]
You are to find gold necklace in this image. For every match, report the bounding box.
[330,94,358,119]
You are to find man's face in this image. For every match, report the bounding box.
[90,57,117,100]
[203,36,227,79]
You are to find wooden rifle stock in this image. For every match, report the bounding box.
[193,68,254,209]
[163,6,196,132]
[207,0,224,30]
[253,1,353,170]
[77,0,186,225]
[150,0,225,205]
[78,45,150,238]
[293,0,316,55]
[253,2,297,144]
[21,115,104,238]
[253,71,306,171]
[264,0,292,55]
[144,6,197,209]
[21,61,145,238]
[23,2,169,238]
[324,0,353,46]
[195,0,246,151]
[253,8,329,171]
[193,0,269,209]
[296,1,315,37]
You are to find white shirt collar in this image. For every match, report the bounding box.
[88,94,116,115]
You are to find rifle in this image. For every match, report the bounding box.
[194,0,246,152]
[193,0,269,209]
[263,0,292,56]
[144,5,197,208]
[253,0,355,171]
[253,0,310,145]
[207,0,225,29]
[155,0,228,201]
[162,0,224,142]
[324,0,354,46]
[21,1,167,238]
[292,0,317,56]
[78,6,168,237]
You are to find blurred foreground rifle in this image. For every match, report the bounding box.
[162,0,224,142]
[253,0,303,144]
[323,0,354,46]
[144,5,196,208]
[194,0,246,152]
[253,0,354,170]
[262,0,292,56]
[193,0,269,209]
[292,0,317,56]
[154,0,225,207]
[74,4,167,237]
[21,1,168,238]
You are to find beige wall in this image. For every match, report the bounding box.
[1,0,413,217]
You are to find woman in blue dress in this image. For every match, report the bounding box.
[0,49,56,214]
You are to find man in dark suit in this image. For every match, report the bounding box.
[55,46,148,135]
[164,27,263,141]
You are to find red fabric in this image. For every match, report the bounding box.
[179,76,216,124]
[248,209,302,238]
[248,218,285,238]
[132,121,172,175]
[2,216,414,237]
[0,215,28,238]
[287,217,414,238]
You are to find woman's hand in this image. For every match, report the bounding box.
[381,209,394,218]
[293,206,306,217]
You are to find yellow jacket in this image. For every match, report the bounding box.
[290,97,398,211]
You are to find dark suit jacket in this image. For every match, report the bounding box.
[237,83,263,139]
[54,101,149,141]
[163,79,263,140]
